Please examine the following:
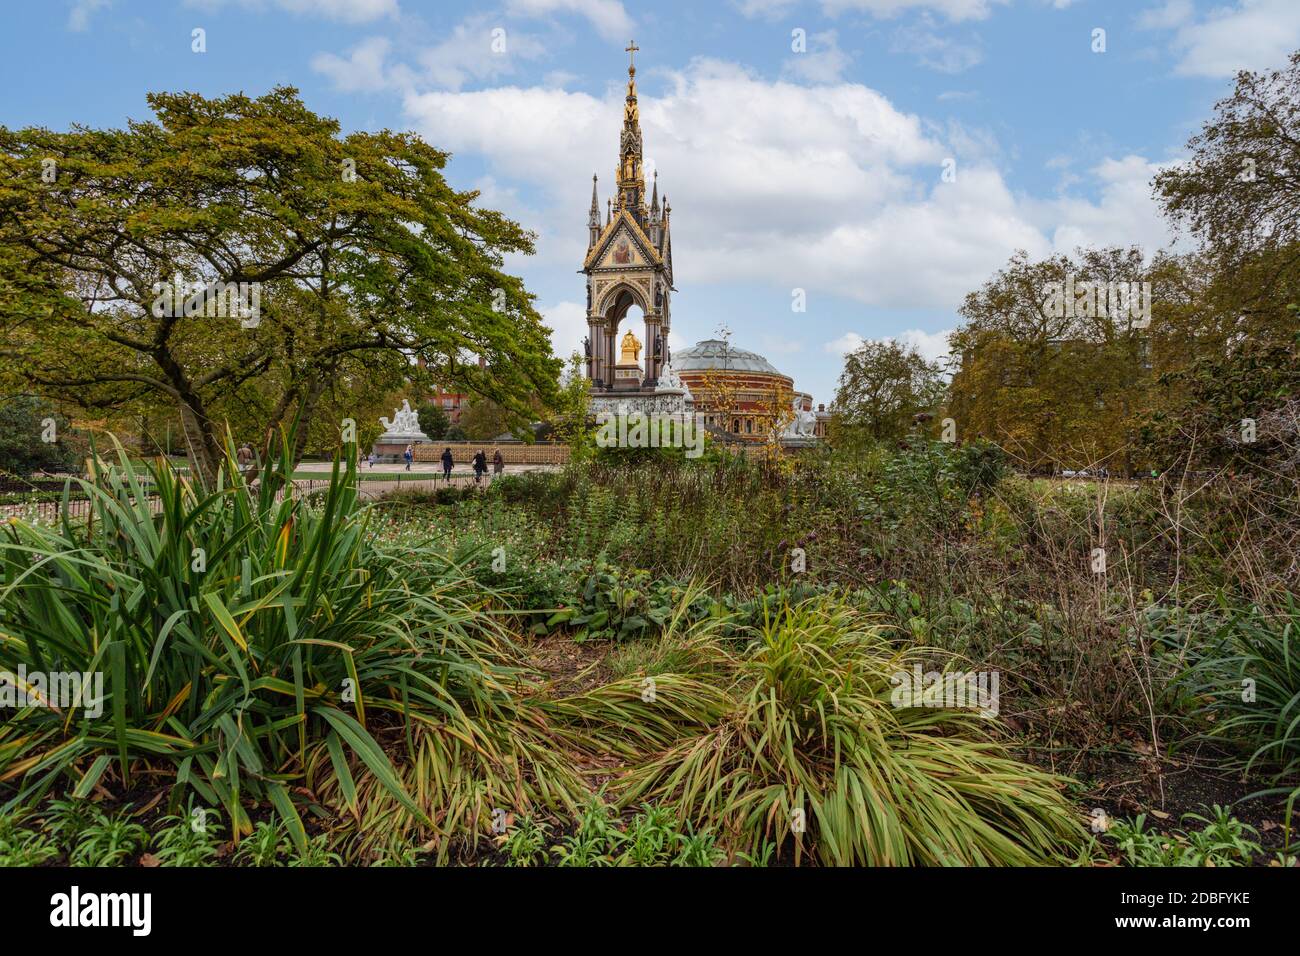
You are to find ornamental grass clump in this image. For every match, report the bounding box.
[620,597,1087,865]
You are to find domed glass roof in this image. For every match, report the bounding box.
[672,339,785,376]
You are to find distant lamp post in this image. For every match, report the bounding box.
[715,321,733,434]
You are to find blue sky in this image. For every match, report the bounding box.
[5,0,1298,404]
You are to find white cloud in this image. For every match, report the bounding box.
[68,0,111,31]
[505,0,633,41]
[784,30,852,84]
[405,59,943,280]
[822,0,1008,21]
[823,328,952,361]
[423,18,551,91]
[824,331,865,355]
[760,333,806,355]
[311,16,552,93]
[311,37,395,93]
[898,327,953,363]
[539,300,588,358]
[185,0,398,23]
[1136,0,1194,31]
[544,69,581,88]
[735,0,1008,21]
[403,58,1171,313]
[733,0,800,18]
[1152,0,1300,78]
[1034,155,1175,255]
[890,17,984,73]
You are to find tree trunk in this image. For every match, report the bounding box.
[288,378,327,473]
[178,398,222,488]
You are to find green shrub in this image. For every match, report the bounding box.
[1107,805,1262,867]
[500,815,551,867]
[621,803,677,866]
[542,563,683,641]
[1172,595,1300,815]
[551,794,625,867]
[499,797,725,867]
[0,810,60,866]
[233,821,289,867]
[152,804,224,866]
[70,806,149,867]
[0,396,83,476]
[287,834,343,867]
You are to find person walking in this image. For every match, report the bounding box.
[236,442,254,472]
[441,447,454,483]
[492,449,504,480]
[403,444,413,471]
[472,449,487,485]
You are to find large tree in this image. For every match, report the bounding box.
[1150,54,1300,470]
[458,397,516,441]
[1155,51,1300,276]
[831,339,944,446]
[416,401,450,441]
[0,87,559,484]
[947,247,1152,473]
[0,395,83,476]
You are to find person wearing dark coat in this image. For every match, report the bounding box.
[441,448,454,483]
[472,450,488,485]
[492,450,504,478]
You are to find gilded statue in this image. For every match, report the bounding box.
[619,329,642,364]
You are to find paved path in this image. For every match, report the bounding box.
[1,468,543,520]
[293,461,561,476]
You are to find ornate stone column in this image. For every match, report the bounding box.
[589,319,605,387]
[606,322,617,390]
[643,315,660,387]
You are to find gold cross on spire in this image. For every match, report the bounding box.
[626,40,639,71]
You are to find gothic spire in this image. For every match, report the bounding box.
[587,173,602,248]
[616,40,646,220]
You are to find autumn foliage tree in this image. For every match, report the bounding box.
[0,87,560,484]
[946,247,1154,473]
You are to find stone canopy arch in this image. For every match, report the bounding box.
[597,281,650,318]
[589,280,661,390]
